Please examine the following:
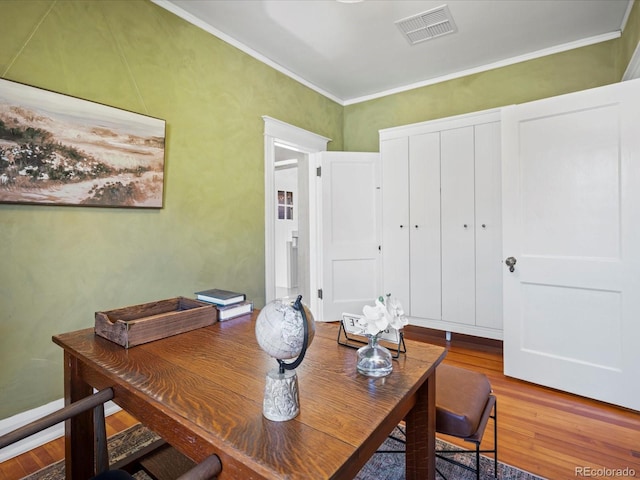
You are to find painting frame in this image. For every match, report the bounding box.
[0,78,166,208]
[277,189,294,220]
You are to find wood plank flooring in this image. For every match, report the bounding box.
[0,409,137,479]
[1,326,639,479]
[404,327,640,480]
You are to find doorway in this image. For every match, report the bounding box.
[274,146,306,299]
[263,116,330,317]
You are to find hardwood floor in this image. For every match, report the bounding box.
[404,326,640,480]
[0,409,138,479]
[1,327,639,479]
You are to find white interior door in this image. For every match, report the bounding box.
[319,152,381,321]
[502,79,640,411]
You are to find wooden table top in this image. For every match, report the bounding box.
[54,313,446,480]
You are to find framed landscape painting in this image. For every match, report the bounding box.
[0,79,166,208]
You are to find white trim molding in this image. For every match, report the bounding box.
[620,0,635,33]
[151,0,342,104]
[346,32,621,105]
[0,399,121,462]
[379,107,502,140]
[623,41,640,81]
[153,0,623,106]
[263,117,330,316]
[263,116,331,152]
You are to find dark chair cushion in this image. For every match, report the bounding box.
[436,364,492,438]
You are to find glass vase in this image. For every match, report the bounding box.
[356,334,393,377]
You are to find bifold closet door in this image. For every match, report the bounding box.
[474,122,502,330]
[440,126,475,326]
[381,137,410,309]
[408,132,441,320]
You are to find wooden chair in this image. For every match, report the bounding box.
[0,388,221,480]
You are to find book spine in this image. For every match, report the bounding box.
[218,303,253,321]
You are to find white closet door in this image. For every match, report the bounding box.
[474,122,502,330]
[409,132,441,319]
[381,138,410,308]
[502,79,640,411]
[441,127,475,326]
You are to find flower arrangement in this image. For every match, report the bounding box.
[357,294,408,337]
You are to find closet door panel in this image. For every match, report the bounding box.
[441,126,475,325]
[475,122,503,329]
[381,138,410,307]
[409,132,441,320]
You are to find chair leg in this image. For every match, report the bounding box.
[493,400,498,478]
[377,400,499,479]
[435,398,499,480]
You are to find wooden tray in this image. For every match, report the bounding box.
[95,297,217,348]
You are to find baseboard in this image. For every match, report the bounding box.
[404,324,504,351]
[407,317,503,341]
[0,399,121,462]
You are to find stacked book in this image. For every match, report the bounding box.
[194,288,253,321]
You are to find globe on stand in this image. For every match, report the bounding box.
[255,295,315,421]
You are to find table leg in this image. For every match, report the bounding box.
[405,369,436,480]
[63,351,95,480]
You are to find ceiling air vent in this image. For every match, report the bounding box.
[395,4,457,45]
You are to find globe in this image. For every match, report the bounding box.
[255,297,315,361]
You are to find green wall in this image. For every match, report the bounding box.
[344,0,640,152]
[619,0,640,76]
[0,0,343,418]
[0,0,638,420]
[344,40,622,151]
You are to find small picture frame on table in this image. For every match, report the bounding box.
[337,313,406,358]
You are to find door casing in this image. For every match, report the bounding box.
[263,116,329,317]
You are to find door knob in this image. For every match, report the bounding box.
[505,256,517,273]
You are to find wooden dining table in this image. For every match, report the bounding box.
[53,311,446,479]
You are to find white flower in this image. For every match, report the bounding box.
[386,297,408,330]
[359,295,408,336]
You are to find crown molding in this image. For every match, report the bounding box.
[152,1,622,107]
[150,0,343,105]
[345,31,621,105]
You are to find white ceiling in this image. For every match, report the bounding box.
[156,0,633,105]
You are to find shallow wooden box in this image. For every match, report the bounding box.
[95,297,217,348]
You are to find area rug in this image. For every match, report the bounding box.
[24,424,545,480]
[22,425,160,480]
[355,426,546,480]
